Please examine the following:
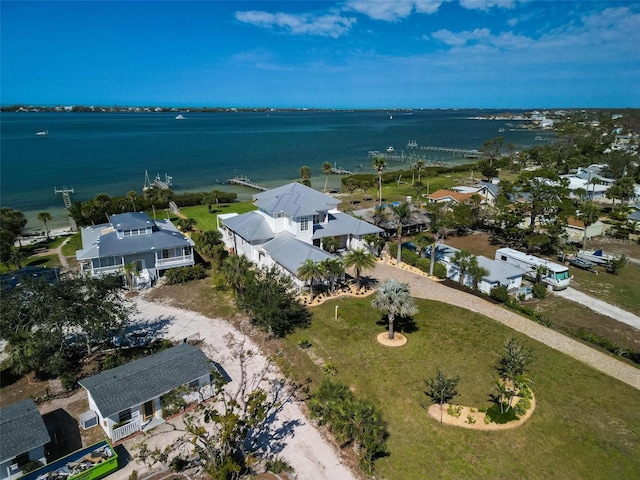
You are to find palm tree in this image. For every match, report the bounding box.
[426,203,451,276]
[363,233,385,257]
[467,258,489,291]
[9,247,27,269]
[371,279,418,340]
[392,202,412,264]
[343,248,377,291]
[300,165,312,187]
[322,236,340,254]
[297,259,324,301]
[37,211,52,239]
[126,191,138,211]
[221,254,253,299]
[322,258,344,294]
[451,249,474,287]
[578,201,601,250]
[416,160,425,182]
[412,232,430,258]
[372,156,386,207]
[322,161,332,192]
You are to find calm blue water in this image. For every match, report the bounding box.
[1,110,546,231]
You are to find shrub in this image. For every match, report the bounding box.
[170,456,188,472]
[415,257,431,272]
[531,282,547,299]
[61,372,78,391]
[432,262,447,279]
[22,461,43,474]
[490,285,509,303]
[128,471,138,480]
[102,353,124,370]
[164,265,207,284]
[447,404,462,418]
[514,396,532,416]
[323,363,337,376]
[401,249,419,266]
[466,414,476,424]
[265,456,294,474]
[298,339,312,349]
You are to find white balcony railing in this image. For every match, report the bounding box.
[156,254,194,269]
[111,417,142,443]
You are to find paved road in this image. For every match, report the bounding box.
[372,261,640,390]
[555,287,640,329]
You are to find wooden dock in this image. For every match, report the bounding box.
[421,146,481,158]
[226,176,268,191]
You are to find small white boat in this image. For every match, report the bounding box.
[576,249,617,265]
[175,114,186,120]
[386,146,395,153]
[35,130,48,136]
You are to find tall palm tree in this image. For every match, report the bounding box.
[363,233,385,257]
[426,203,451,276]
[416,160,425,183]
[37,211,52,239]
[412,232,430,258]
[322,161,332,192]
[578,201,601,250]
[467,259,489,291]
[300,165,312,187]
[451,249,474,286]
[371,279,418,340]
[221,254,253,299]
[126,191,138,211]
[9,246,27,269]
[372,156,386,207]
[392,202,412,264]
[322,258,344,294]
[343,248,377,291]
[297,259,324,301]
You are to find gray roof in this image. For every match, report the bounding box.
[0,399,50,462]
[478,181,499,198]
[262,232,335,274]
[254,183,339,217]
[312,212,383,240]
[220,211,274,243]
[78,344,213,418]
[476,255,524,284]
[77,214,193,260]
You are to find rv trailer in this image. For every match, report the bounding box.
[495,247,570,290]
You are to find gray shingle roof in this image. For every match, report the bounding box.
[220,211,274,243]
[312,212,383,240]
[254,183,339,217]
[476,255,524,284]
[0,399,50,462]
[78,344,213,418]
[262,232,335,274]
[110,212,157,230]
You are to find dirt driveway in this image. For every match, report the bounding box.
[111,296,356,480]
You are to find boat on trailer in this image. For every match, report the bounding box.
[576,249,617,266]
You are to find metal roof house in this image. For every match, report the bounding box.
[78,343,216,443]
[0,399,50,480]
[75,212,195,287]
[425,243,524,295]
[218,182,383,284]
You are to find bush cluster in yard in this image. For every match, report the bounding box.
[164,265,207,284]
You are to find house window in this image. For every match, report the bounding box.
[188,379,199,390]
[14,452,30,468]
[300,217,309,231]
[118,408,132,424]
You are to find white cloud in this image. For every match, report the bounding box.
[459,0,516,11]
[343,1,442,21]
[234,10,356,38]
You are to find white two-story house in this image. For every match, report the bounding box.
[218,182,383,284]
[76,212,195,287]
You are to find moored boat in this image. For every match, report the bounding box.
[35,130,48,136]
[175,114,186,120]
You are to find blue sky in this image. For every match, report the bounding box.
[1,1,639,108]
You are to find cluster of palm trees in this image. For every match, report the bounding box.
[297,248,378,301]
[451,249,490,291]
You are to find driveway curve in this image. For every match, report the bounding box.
[113,297,357,480]
[372,261,640,390]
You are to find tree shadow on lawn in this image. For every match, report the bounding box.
[375,315,419,334]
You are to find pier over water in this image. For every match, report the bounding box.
[226,176,268,191]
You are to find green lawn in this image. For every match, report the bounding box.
[176,202,256,231]
[283,297,640,479]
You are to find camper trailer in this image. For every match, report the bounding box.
[495,248,570,290]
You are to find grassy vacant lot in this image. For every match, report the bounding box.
[282,297,640,479]
[569,263,640,316]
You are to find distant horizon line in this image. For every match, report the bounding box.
[2,104,638,112]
